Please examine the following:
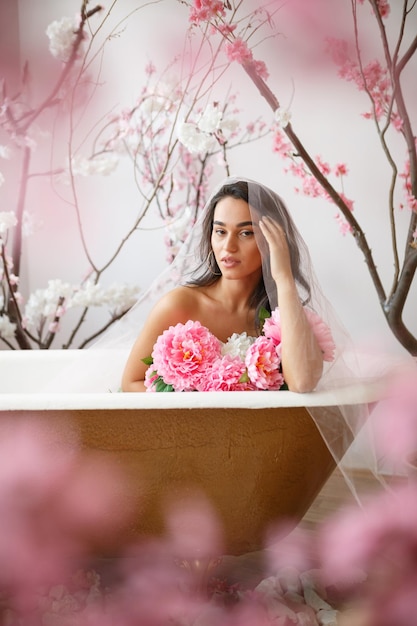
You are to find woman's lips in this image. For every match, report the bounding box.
[221,256,240,268]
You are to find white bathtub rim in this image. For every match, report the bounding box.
[0,382,384,411]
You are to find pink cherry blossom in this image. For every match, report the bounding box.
[252,59,269,81]
[340,192,354,212]
[334,212,353,235]
[319,482,417,625]
[189,0,225,24]
[334,162,348,177]
[215,23,237,37]
[224,38,253,64]
[151,320,222,391]
[272,129,292,156]
[369,372,417,468]
[359,0,390,18]
[245,335,284,390]
[316,155,331,176]
[0,418,132,608]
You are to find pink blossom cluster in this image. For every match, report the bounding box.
[399,156,417,212]
[224,38,269,80]
[189,0,226,25]
[187,1,269,80]
[358,0,390,19]
[326,36,396,124]
[319,482,417,626]
[0,418,132,615]
[272,128,354,235]
[145,308,335,392]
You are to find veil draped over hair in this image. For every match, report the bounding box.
[47,176,387,502]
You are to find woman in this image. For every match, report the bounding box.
[48,176,378,503]
[122,179,324,392]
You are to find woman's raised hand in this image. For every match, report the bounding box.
[258,216,293,284]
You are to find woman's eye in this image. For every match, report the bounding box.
[240,230,254,238]
[214,228,226,235]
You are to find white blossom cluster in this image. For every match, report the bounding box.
[0,145,11,160]
[70,154,120,177]
[70,280,140,316]
[22,279,140,334]
[0,314,16,342]
[177,103,239,155]
[0,211,17,235]
[274,107,292,129]
[164,206,194,258]
[0,144,10,190]
[46,16,79,62]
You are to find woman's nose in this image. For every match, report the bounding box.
[224,234,238,251]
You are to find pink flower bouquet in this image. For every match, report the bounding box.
[144,308,335,392]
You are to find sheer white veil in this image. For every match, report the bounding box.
[48,176,387,501]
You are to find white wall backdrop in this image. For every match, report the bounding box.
[8,0,417,358]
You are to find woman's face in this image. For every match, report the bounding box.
[211,196,262,280]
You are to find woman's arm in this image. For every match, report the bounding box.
[121,288,192,392]
[259,217,323,392]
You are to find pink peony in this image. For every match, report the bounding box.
[264,307,335,363]
[262,308,282,346]
[144,367,159,391]
[303,309,336,362]
[197,355,255,391]
[245,336,284,390]
[151,320,221,391]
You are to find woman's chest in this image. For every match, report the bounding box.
[196,308,257,343]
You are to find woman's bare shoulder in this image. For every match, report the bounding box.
[157,285,201,311]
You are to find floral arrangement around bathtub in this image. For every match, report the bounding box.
[143,307,335,392]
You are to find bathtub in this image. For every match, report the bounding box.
[0,349,378,556]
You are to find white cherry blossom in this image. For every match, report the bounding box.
[0,212,17,234]
[46,16,79,62]
[0,314,17,341]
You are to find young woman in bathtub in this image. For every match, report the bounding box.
[121,178,328,393]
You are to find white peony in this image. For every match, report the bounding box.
[221,332,256,360]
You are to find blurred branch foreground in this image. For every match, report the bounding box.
[3,374,417,626]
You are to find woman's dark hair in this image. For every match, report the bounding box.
[188,180,311,332]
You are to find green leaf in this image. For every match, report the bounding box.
[259,306,271,321]
[258,306,271,333]
[142,355,153,365]
[238,370,249,383]
[155,378,174,392]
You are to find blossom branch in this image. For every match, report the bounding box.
[183,0,417,353]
